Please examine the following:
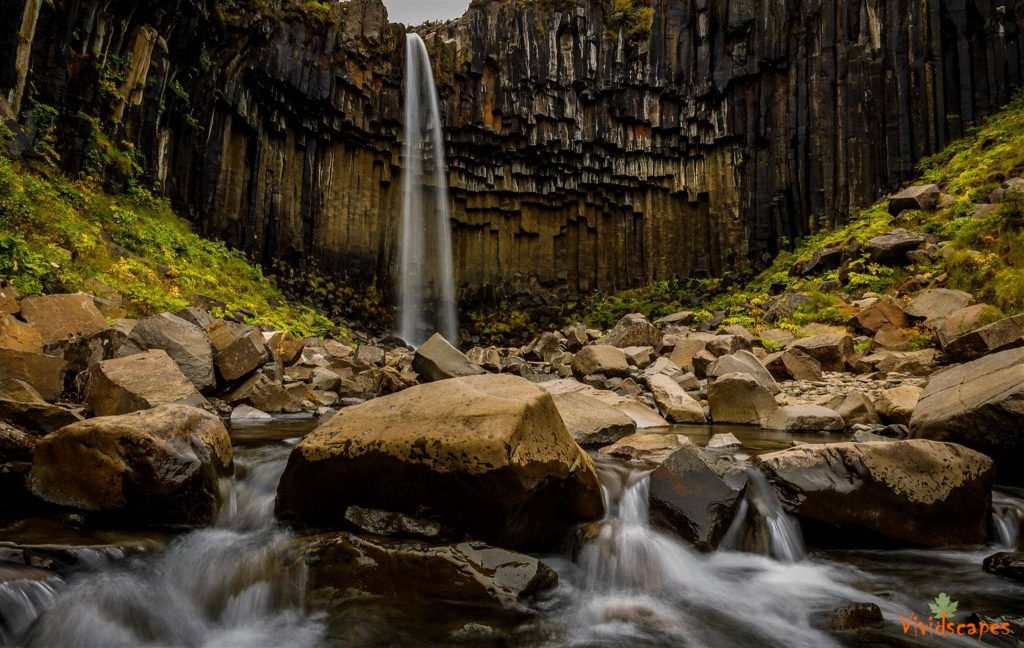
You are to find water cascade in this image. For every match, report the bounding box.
[719,468,806,561]
[993,490,1024,549]
[398,33,457,347]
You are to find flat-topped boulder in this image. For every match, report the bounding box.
[904,289,974,320]
[539,379,669,429]
[646,374,706,424]
[708,373,778,425]
[117,313,215,391]
[0,379,82,433]
[888,184,941,214]
[276,374,604,550]
[762,405,844,432]
[545,388,636,446]
[848,296,909,334]
[911,348,1024,484]
[0,314,42,354]
[866,229,925,264]
[18,293,107,345]
[85,349,207,416]
[571,344,630,379]
[599,433,696,466]
[707,350,779,394]
[943,313,1024,362]
[755,440,994,547]
[875,385,922,426]
[764,348,822,382]
[788,333,854,372]
[412,333,484,382]
[29,404,232,525]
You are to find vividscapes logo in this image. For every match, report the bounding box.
[900,593,1013,640]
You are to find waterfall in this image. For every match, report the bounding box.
[993,490,1024,549]
[398,33,457,347]
[720,468,806,562]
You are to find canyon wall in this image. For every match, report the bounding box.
[2,0,1023,299]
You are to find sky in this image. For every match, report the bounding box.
[383,0,471,25]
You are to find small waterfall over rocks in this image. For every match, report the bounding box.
[993,490,1024,549]
[398,33,457,347]
[720,468,807,562]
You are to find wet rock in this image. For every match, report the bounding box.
[849,296,909,334]
[650,444,745,550]
[708,373,778,425]
[0,378,82,433]
[598,433,693,466]
[904,289,974,320]
[810,602,884,631]
[571,345,630,379]
[276,374,604,550]
[546,389,636,447]
[874,385,922,425]
[117,313,215,391]
[911,348,1024,485]
[983,552,1024,583]
[0,313,42,353]
[0,349,65,401]
[789,334,854,372]
[18,293,107,346]
[888,184,941,215]
[708,350,779,394]
[646,374,706,424]
[601,313,661,349]
[762,405,845,432]
[29,404,232,525]
[411,333,484,382]
[866,229,925,264]
[943,313,1024,362]
[824,392,881,427]
[764,348,822,382]
[304,532,557,609]
[342,506,446,541]
[755,440,995,547]
[85,349,207,416]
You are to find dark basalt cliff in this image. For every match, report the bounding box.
[2,0,1023,299]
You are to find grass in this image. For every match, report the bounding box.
[0,149,338,338]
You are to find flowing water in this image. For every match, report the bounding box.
[398,33,457,347]
[0,426,1022,647]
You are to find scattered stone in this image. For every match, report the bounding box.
[655,311,696,327]
[755,440,994,547]
[762,405,845,432]
[226,372,302,413]
[931,303,991,348]
[86,349,207,417]
[668,333,716,368]
[983,552,1024,583]
[706,433,742,449]
[874,385,922,425]
[304,533,557,609]
[888,184,941,215]
[29,404,232,525]
[0,349,65,401]
[708,350,780,393]
[230,404,273,422]
[944,313,1024,362]
[866,229,926,263]
[18,293,108,345]
[598,433,694,466]
[571,345,630,379]
[764,348,823,382]
[117,313,215,391]
[911,348,1024,485]
[849,296,909,334]
[214,326,270,382]
[824,392,881,427]
[601,313,661,348]
[0,378,82,433]
[174,306,213,330]
[708,373,778,425]
[354,344,386,367]
[650,444,745,550]
[275,374,604,550]
[411,333,485,382]
[904,289,974,320]
[789,333,854,372]
[266,331,304,366]
[621,346,653,368]
[646,374,707,424]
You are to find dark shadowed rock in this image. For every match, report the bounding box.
[412,333,484,382]
[29,404,232,525]
[0,379,82,433]
[811,602,884,632]
[755,440,994,547]
[983,552,1024,583]
[276,374,603,550]
[866,229,925,263]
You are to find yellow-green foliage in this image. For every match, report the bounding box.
[0,154,336,337]
[604,0,654,41]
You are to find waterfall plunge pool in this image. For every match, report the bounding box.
[0,421,1021,647]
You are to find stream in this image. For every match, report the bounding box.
[0,421,1021,647]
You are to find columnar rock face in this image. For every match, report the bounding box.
[5,0,1023,297]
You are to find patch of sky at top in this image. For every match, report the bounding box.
[383,0,471,26]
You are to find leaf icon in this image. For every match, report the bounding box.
[928,593,958,619]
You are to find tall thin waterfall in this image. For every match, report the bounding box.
[398,33,457,347]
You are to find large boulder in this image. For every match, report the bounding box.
[943,313,1024,362]
[983,552,1024,583]
[571,345,630,379]
[546,389,636,446]
[708,373,778,425]
[932,304,991,347]
[538,379,669,429]
[707,350,779,393]
[848,296,909,334]
[599,433,694,466]
[0,379,82,433]
[755,440,995,547]
[646,374,706,424]
[789,334,854,372]
[865,229,925,264]
[762,405,844,432]
[304,533,557,609]
[911,348,1024,484]
[0,314,42,353]
[874,385,922,425]
[650,444,744,549]
[212,324,269,382]
[601,313,661,348]
[888,184,941,215]
[275,374,604,550]
[117,313,215,391]
[667,332,716,368]
[226,371,303,414]
[824,392,881,427]
[904,289,974,320]
[18,293,107,345]
[0,284,18,314]
[764,348,822,382]
[29,405,232,525]
[411,333,484,382]
[0,349,65,401]
[85,349,207,416]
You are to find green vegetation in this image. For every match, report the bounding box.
[0,146,337,337]
[603,0,654,41]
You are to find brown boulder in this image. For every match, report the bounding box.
[571,345,630,379]
[276,374,604,550]
[85,349,207,416]
[848,296,909,334]
[599,433,694,466]
[214,326,270,382]
[0,314,42,353]
[944,313,1024,362]
[19,293,107,345]
[0,284,18,314]
[764,348,822,382]
[29,404,232,525]
[546,389,636,447]
[0,349,65,401]
[708,373,778,425]
[0,379,82,433]
[789,334,854,372]
[411,333,484,382]
[601,313,661,348]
